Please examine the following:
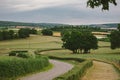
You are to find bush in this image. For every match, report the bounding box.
[17,53,31,58]
[9,51,17,56]
[0,56,49,79]
[9,51,33,58]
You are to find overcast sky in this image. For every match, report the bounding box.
[0,0,120,25]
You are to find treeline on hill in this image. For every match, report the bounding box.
[0,21,65,28]
[0,28,37,41]
[50,25,103,32]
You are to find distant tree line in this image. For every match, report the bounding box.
[0,28,37,41]
[62,30,98,53]
[50,25,102,32]
[0,21,65,28]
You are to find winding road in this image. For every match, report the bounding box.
[19,60,73,80]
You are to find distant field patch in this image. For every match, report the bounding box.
[53,32,61,37]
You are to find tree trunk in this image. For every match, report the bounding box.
[84,49,89,54]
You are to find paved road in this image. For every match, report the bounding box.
[81,61,120,80]
[19,60,73,80]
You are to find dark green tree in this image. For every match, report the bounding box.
[41,29,53,36]
[62,30,98,53]
[0,31,3,40]
[30,28,37,34]
[81,32,98,53]
[18,28,30,38]
[2,31,10,40]
[8,30,14,39]
[110,25,120,49]
[118,24,120,31]
[87,0,117,10]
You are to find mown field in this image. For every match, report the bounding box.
[0,35,62,55]
[0,35,120,67]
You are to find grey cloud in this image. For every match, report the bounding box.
[0,0,120,24]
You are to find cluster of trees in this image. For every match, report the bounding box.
[0,30,16,40]
[0,28,37,41]
[18,28,37,38]
[110,25,120,49]
[41,29,53,36]
[62,30,98,54]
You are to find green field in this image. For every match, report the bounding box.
[0,35,120,67]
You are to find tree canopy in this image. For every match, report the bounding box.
[62,30,98,53]
[110,24,120,49]
[41,29,53,36]
[87,0,117,10]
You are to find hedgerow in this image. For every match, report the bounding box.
[54,60,92,80]
[0,56,49,80]
[49,56,92,80]
[9,51,35,58]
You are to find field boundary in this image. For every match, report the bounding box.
[36,50,93,80]
[92,59,120,74]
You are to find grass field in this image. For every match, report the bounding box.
[0,35,120,67]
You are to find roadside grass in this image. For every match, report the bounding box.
[41,49,120,69]
[0,55,51,80]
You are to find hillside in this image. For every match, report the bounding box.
[90,23,119,28]
[0,21,66,28]
[0,21,119,28]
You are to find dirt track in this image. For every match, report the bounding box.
[81,61,120,80]
[19,60,73,80]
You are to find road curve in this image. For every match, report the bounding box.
[19,60,73,80]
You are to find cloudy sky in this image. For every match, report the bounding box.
[0,0,120,25]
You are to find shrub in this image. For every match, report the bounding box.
[17,53,31,58]
[0,56,49,79]
[9,51,34,58]
[9,51,17,56]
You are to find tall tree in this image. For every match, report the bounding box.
[18,28,30,38]
[8,30,14,39]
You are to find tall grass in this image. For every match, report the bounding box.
[0,56,49,80]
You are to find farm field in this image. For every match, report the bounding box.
[0,35,120,80]
[0,35,62,54]
[0,35,120,65]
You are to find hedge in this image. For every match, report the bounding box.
[53,60,93,80]
[48,56,85,62]
[9,50,35,58]
[48,56,93,80]
[0,56,49,80]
